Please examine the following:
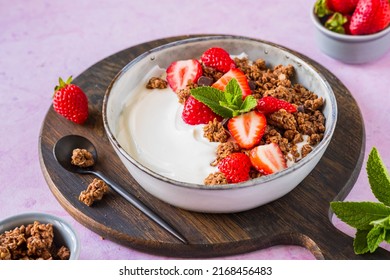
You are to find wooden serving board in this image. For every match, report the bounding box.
[39,35,390,259]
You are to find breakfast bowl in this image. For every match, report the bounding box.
[0,212,80,260]
[311,9,390,64]
[102,35,337,213]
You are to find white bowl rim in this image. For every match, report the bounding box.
[310,8,390,41]
[0,212,80,260]
[102,35,338,191]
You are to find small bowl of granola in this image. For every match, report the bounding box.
[103,35,337,213]
[0,212,80,260]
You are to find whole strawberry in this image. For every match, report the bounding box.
[182,95,221,125]
[349,0,390,35]
[53,77,89,124]
[315,0,359,17]
[256,96,297,115]
[218,153,252,183]
[201,47,236,73]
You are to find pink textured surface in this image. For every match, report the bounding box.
[0,0,389,259]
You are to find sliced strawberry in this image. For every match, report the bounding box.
[212,68,252,98]
[166,59,203,93]
[201,47,236,73]
[256,96,297,115]
[182,96,221,125]
[249,143,287,175]
[227,111,267,149]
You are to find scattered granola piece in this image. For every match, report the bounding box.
[176,80,197,104]
[146,77,168,89]
[57,246,70,260]
[203,118,229,143]
[301,144,313,158]
[216,141,241,162]
[204,172,228,185]
[79,178,109,206]
[71,148,94,168]
[268,109,297,131]
[0,246,11,260]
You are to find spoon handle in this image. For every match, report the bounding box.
[92,170,187,244]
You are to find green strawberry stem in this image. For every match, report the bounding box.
[55,76,73,92]
[314,0,333,18]
[325,13,348,34]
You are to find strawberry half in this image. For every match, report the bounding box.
[256,96,297,115]
[212,68,252,98]
[227,111,267,149]
[182,95,221,125]
[218,152,252,183]
[201,47,236,73]
[166,59,203,93]
[249,143,287,175]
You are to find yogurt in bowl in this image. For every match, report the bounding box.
[103,35,337,213]
[116,66,219,184]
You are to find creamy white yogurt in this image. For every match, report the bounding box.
[116,66,219,184]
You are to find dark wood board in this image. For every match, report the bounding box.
[38,35,390,259]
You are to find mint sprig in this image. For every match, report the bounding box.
[190,78,257,118]
[331,147,390,254]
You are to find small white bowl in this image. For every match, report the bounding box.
[311,9,390,64]
[103,35,337,213]
[0,212,80,260]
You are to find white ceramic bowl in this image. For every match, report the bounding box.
[311,9,390,64]
[0,212,80,260]
[103,35,337,213]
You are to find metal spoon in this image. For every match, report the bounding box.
[53,134,187,244]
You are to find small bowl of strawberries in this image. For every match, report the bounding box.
[311,0,390,64]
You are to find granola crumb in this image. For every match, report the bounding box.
[57,246,70,260]
[203,118,229,143]
[71,148,94,168]
[216,142,241,162]
[176,80,197,104]
[204,172,228,185]
[79,178,109,206]
[146,77,168,89]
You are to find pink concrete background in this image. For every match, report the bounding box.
[1,0,389,259]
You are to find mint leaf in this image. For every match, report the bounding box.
[191,86,232,118]
[353,229,370,254]
[367,226,386,253]
[225,78,243,102]
[239,95,257,114]
[190,78,256,118]
[330,201,390,230]
[367,147,390,206]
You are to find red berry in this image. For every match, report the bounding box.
[201,47,236,73]
[349,0,390,35]
[256,96,297,115]
[227,111,267,149]
[328,0,359,14]
[166,59,203,93]
[53,77,88,124]
[182,96,221,125]
[212,68,252,98]
[249,143,287,175]
[218,153,252,183]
